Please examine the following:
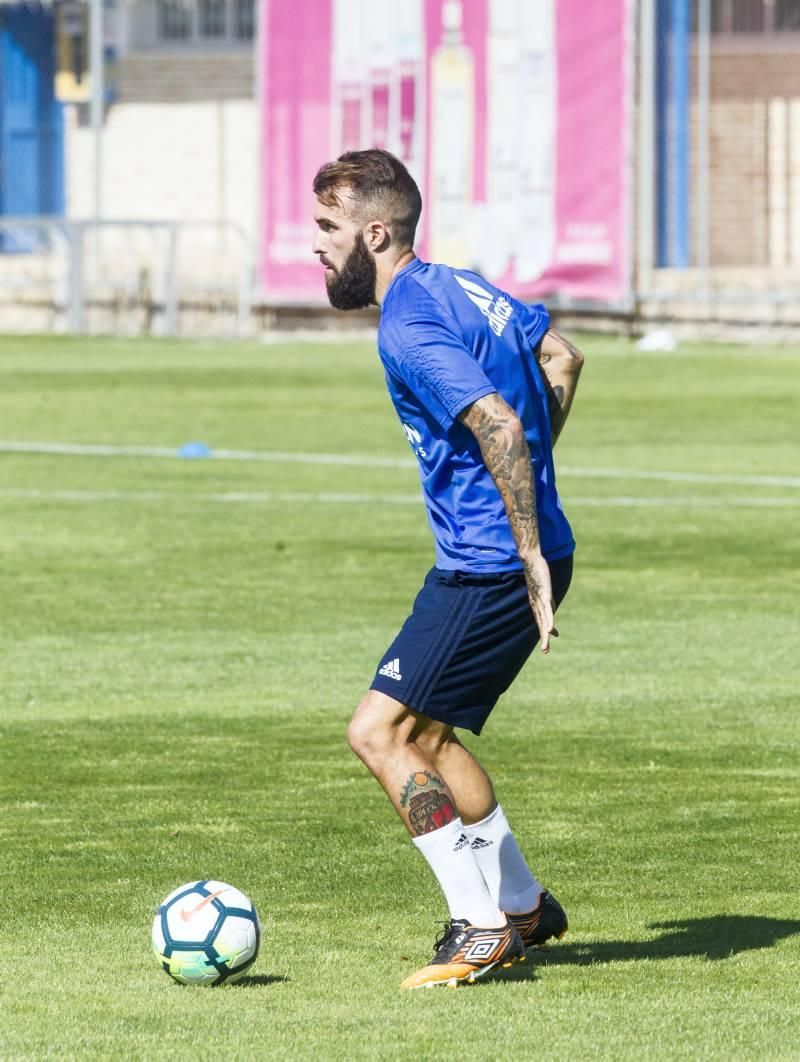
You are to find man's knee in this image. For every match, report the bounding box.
[347,690,414,765]
[346,704,374,762]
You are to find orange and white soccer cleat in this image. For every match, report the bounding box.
[400,919,525,990]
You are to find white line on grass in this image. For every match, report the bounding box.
[561,466,800,489]
[1,440,798,489]
[0,488,796,508]
[0,440,411,468]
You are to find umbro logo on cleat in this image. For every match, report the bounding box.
[379,657,402,681]
[470,836,492,849]
[463,937,502,962]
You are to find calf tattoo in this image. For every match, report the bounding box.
[400,770,457,835]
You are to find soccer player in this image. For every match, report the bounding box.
[312,149,583,990]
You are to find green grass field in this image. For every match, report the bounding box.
[1,333,798,1060]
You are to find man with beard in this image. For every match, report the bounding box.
[312,149,583,990]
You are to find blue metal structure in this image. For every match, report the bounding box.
[0,2,64,249]
[656,0,691,268]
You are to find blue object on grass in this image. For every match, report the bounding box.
[178,441,211,459]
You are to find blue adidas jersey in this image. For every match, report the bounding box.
[377,257,575,572]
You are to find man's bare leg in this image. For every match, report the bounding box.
[348,690,534,988]
[347,690,459,834]
[411,720,498,825]
[415,724,545,917]
[347,689,503,927]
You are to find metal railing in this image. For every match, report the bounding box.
[0,217,255,336]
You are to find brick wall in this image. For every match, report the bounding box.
[116,52,255,103]
[691,46,800,268]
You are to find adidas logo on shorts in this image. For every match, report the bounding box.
[379,657,402,681]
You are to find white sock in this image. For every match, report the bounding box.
[413,817,505,927]
[464,804,543,914]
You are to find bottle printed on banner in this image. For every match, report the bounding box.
[332,0,366,152]
[480,0,556,284]
[331,0,424,193]
[364,3,392,149]
[514,0,557,283]
[481,0,520,278]
[429,0,475,267]
[394,2,424,177]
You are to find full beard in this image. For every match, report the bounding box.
[325,234,377,311]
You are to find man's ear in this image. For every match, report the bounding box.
[365,220,390,253]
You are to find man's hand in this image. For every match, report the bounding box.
[459,391,557,653]
[523,550,558,653]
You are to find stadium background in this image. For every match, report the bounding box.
[2,0,800,338]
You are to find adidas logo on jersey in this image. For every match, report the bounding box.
[454,274,514,337]
[379,657,402,681]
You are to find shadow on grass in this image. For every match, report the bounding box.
[237,918,800,990]
[233,973,290,987]
[497,916,800,979]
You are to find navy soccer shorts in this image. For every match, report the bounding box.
[369,554,573,735]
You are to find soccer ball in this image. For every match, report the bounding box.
[151,880,260,985]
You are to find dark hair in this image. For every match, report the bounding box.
[313,149,422,250]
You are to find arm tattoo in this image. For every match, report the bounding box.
[460,395,541,559]
[400,771,457,835]
[542,376,567,436]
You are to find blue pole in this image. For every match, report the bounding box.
[656,0,691,268]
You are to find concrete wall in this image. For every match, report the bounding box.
[66,99,258,229]
[67,51,256,225]
[64,52,258,291]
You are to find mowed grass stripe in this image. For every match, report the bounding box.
[1,485,798,507]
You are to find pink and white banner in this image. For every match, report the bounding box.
[259,0,631,303]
